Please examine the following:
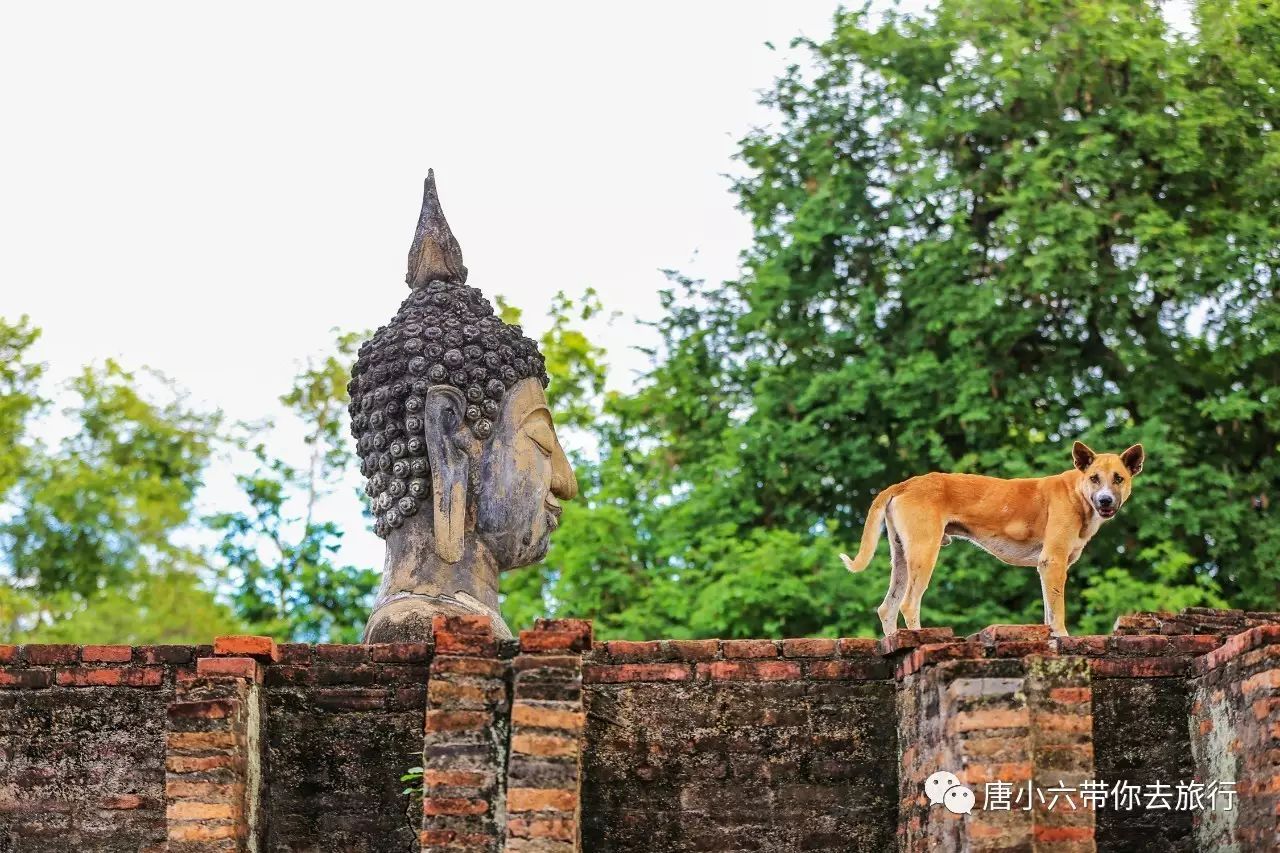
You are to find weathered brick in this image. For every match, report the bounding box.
[1034,825,1093,842]
[1168,634,1223,655]
[135,644,194,665]
[507,788,577,812]
[511,704,585,731]
[512,654,580,673]
[275,643,314,664]
[837,637,880,656]
[989,640,1054,658]
[167,822,238,841]
[523,619,592,652]
[428,678,505,707]
[507,815,576,840]
[426,710,493,732]
[434,632,498,656]
[167,731,242,750]
[778,637,839,655]
[424,769,491,788]
[196,656,260,680]
[520,630,587,654]
[510,733,577,758]
[369,641,432,663]
[420,828,458,844]
[315,643,371,664]
[0,668,53,689]
[583,663,690,683]
[166,800,236,820]
[978,624,1053,645]
[604,640,662,662]
[23,644,78,665]
[806,659,892,680]
[423,797,489,816]
[214,634,278,661]
[1053,635,1108,656]
[721,639,778,659]
[948,707,1031,733]
[56,667,123,687]
[698,660,801,682]
[166,781,243,799]
[1241,668,1280,696]
[166,754,239,774]
[961,761,1034,784]
[81,644,133,663]
[1048,687,1091,704]
[0,644,19,663]
[431,656,508,678]
[878,628,956,656]
[1090,656,1187,678]
[1110,634,1172,656]
[666,639,719,661]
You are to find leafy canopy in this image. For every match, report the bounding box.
[506,0,1279,639]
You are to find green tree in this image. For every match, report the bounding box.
[208,330,378,642]
[0,316,45,498]
[22,567,243,644]
[518,0,1279,639]
[0,347,230,642]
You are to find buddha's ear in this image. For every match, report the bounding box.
[422,385,473,563]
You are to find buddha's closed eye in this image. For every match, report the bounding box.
[524,415,556,458]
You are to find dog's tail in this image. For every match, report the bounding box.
[840,484,903,573]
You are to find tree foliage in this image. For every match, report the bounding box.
[208,330,379,642]
[0,330,237,642]
[508,0,1279,639]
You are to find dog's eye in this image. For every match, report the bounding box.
[1113,474,1124,485]
[1090,474,1100,484]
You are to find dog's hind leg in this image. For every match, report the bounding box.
[899,513,945,631]
[876,507,909,636]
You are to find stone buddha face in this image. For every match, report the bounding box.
[476,377,578,568]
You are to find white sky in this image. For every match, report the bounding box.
[0,2,845,573]
[0,1,1194,579]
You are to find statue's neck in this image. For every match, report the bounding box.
[375,518,501,614]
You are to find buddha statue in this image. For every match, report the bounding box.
[350,172,578,641]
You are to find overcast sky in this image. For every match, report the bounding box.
[0,2,847,571]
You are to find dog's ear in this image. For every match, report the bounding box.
[1121,444,1144,476]
[1072,441,1096,472]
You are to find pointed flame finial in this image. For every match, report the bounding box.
[406,169,467,288]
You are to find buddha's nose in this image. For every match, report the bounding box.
[551,446,578,501]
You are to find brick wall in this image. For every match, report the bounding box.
[894,626,1096,852]
[166,658,265,851]
[259,637,432,851]
[1,606,1278,852]
[420,615,514,852]
[0,643,198,852]
[580,636,897,852]
[506,620,590,852]
[1189,625,1280,851]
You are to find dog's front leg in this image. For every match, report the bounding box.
[1037,549,1071,637]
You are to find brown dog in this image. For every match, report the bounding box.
[840,442,1144,637]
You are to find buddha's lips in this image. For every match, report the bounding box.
[545,502,562,530]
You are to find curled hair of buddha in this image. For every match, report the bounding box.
[348,173,548,538]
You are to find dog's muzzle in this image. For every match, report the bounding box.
[1096,492,1118,518]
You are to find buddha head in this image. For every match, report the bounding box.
[350,172,577,641]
